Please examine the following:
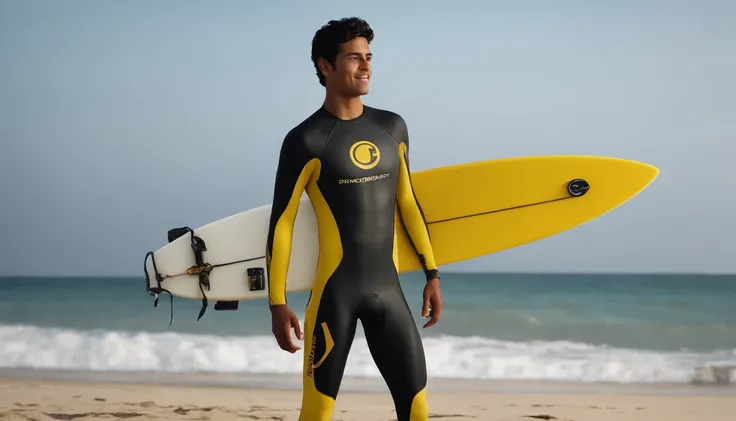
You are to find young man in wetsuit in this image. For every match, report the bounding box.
[265,17,443,421]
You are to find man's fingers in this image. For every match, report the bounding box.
[276,331,290,352]
[423,296,442,328]
[432,298,442,318]
[274,332,287,351]
[281,336,298,353]
[285,324,301,352]
[270,307,303,353]
[292,315,303,340]
[423,309,440,328]
[423,314,438,328]
[276,325,300,353]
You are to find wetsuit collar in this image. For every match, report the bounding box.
[320,102,365,122]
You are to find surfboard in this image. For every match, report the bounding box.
[143,155,658,312]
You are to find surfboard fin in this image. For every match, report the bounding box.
[167,227,192,243]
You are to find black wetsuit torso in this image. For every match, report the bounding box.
[266,105,440,421]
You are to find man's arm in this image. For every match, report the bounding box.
[394,119,440,281]
[265,132,316,306]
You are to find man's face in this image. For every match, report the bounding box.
[322,37,372,96]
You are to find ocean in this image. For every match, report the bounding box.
[1,272,735,387]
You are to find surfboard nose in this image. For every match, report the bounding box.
[395,155,661,273]
[566,156,659,211]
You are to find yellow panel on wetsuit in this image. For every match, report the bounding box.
[265,105,440,421]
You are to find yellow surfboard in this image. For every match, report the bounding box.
[394,155,659,273]
[144,155,658,304]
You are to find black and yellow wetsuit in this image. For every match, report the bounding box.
[265,105,440,421]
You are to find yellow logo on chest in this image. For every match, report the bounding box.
[349,140,380,170]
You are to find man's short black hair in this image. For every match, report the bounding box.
[311,17,374,86]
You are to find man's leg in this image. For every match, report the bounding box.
[299,293,358,421]
[361,292,429,421]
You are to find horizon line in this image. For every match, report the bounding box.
[1,270,735,279]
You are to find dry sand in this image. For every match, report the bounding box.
[1,377,734,421]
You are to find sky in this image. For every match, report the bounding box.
[1,0,734,277]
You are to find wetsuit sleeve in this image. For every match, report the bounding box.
[394,121,440,281]
[265,133,316,305]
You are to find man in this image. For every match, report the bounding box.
[265,16,443,421]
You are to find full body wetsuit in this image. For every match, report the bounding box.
[266,105,440,421]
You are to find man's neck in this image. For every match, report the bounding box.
[323,93,364,120]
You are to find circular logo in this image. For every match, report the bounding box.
[349,140,380,170]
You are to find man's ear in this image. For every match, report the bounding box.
[318,57,332,78]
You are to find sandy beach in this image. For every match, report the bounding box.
[1,376,734,421]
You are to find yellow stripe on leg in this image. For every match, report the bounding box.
[298,161,343,421]
[410,388,428,421]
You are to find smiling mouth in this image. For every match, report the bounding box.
[356,75,370,82]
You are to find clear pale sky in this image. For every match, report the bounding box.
[1,0,734,277]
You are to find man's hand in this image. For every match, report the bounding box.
[421,277,442,328]
[270,304,303,353]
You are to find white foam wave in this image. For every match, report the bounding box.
[1,324,734,384]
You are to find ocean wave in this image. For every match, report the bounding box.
[1,323,734,384]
